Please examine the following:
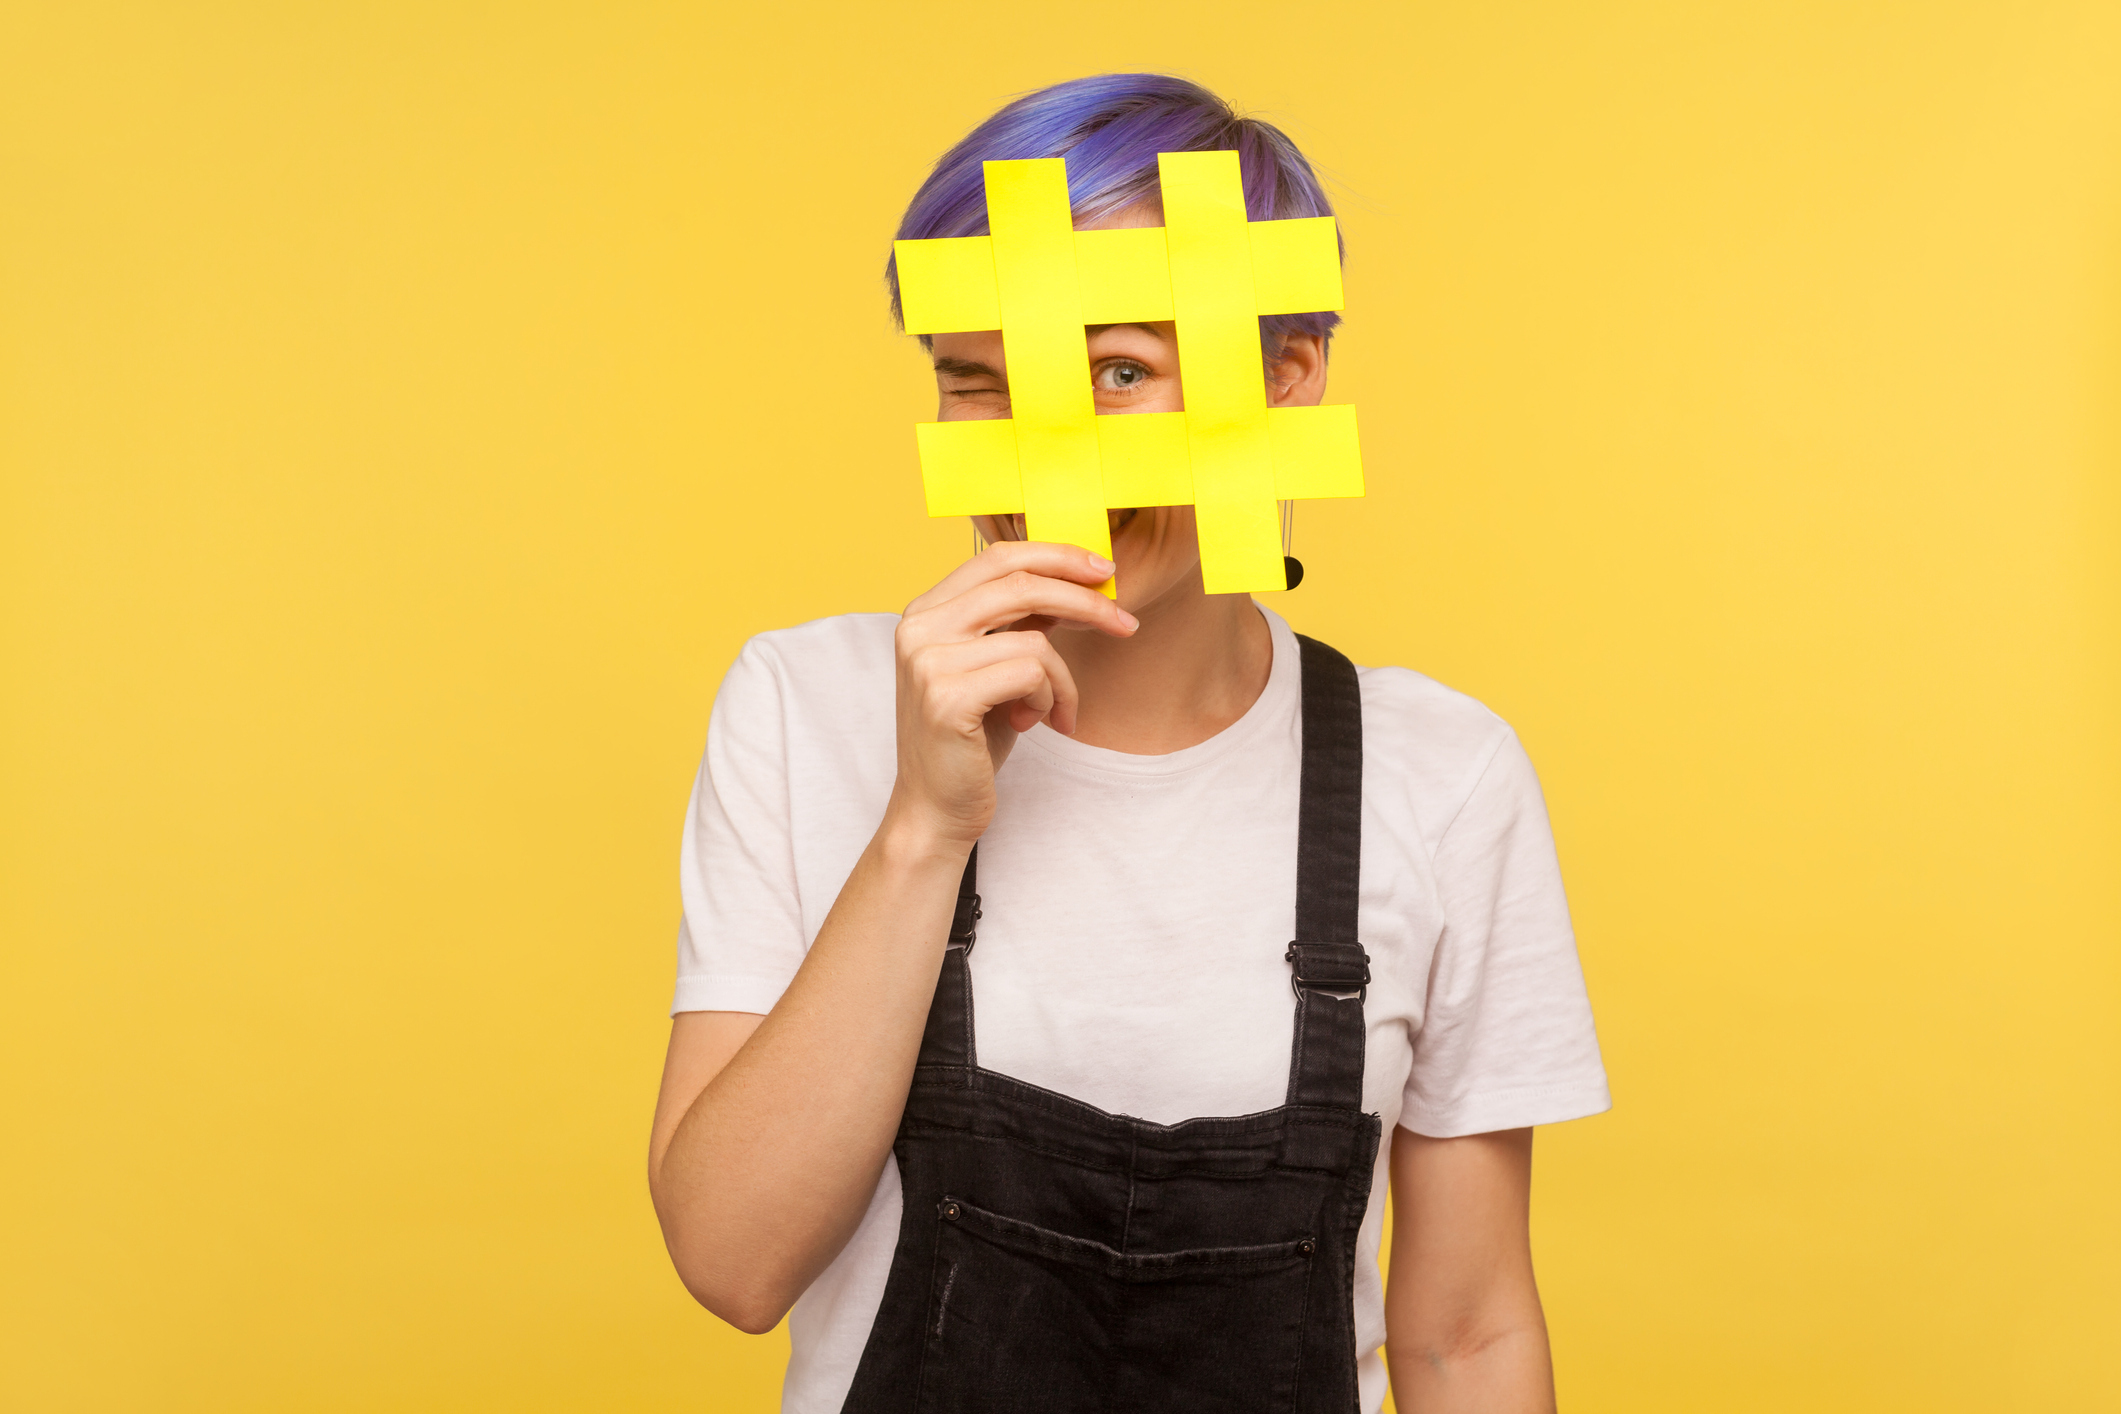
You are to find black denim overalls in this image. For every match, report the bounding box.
[841,635,1379,1414]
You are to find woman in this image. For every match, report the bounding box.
[649,75,1608,1414]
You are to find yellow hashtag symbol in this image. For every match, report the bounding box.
[895,150,1363,596]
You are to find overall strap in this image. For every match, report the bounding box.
[916,847,982,1072]
[1285,635,1369,1112]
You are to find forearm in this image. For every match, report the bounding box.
[650,803,968,1331]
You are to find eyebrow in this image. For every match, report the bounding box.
[932,356,1004,382]
[934,322,1166,383]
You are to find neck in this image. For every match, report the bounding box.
[1052,585,1273,755]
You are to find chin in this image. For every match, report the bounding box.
[1108,506,1205,611]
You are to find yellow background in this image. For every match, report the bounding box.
[4,3,2116,1410]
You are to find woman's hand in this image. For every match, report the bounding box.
[889,541,1137,847]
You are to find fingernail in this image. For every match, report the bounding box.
[1089,554,1116,575]
[1117,609,1140,631]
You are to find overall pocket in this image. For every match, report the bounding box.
[915,1197,1317,1414]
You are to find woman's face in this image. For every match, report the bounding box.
[927,209,1327,621]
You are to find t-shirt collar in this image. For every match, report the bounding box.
[1017,606,1301,779]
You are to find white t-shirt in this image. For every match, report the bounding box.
[674,607,1610,1414]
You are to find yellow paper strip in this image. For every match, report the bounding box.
[1267,405,1364,499]
[1197,497,1286,595]
[1097,412,1193,507]
[895,236,1000,334]
[1160,150,1283,594]
[1248,218,1345,316]
[1075,226,1173,325]
[917,419,1023,516]
[1018,422,1112,565]
[985,158,1114,581]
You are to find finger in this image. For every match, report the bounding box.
[1007,698,1046,734]
[917,631,1080,734]
[931,569,1137,643]
[951,644,1056,720]
[907,538,1110,622]
[906,539,1116,618]
[944,659,1061,733]
[917,635,1075,734]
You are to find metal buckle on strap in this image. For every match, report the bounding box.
[1285,942,1370,999]
[948,893,983,952]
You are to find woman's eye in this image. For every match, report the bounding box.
[1094,359,1153,392]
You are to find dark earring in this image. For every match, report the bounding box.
[1283,556,1305,590]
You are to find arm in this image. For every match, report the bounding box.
[1384,1125,1556,1414]
[647,541,1135,1334]
[646,822,969,1333]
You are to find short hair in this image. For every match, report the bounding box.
[886,74,1343,359]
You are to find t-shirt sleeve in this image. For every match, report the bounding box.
[1400,729,1611,1137]
[671,639,809,1016]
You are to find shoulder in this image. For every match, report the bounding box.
[1353,660,1515,779]
[708,612,899,739]
[722,612,899,695]
[1350,659,1524,853]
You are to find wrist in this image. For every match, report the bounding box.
[874,794,979,875]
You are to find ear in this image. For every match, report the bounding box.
[1265,333,1328,408]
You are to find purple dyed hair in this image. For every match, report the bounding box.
[886,74,1342,360]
